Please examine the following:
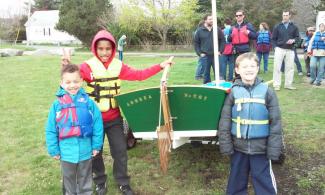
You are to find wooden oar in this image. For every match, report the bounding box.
[157,56,174,173]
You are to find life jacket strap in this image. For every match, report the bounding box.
[87,83,121,91]
[88,93,114,102]
[60,103,76,109]
[92,77,119,82]
[235,98,265,111]
[232,118,269,125]
[232,118,269,139]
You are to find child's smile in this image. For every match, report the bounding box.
[235,58,259,85]
[96,40,113,63]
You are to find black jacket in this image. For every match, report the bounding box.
[218,78,283,160]
[272,22,300,50]
[194,26,225,56]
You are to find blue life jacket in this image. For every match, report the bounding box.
[231,83,269,139]
[223,26,232,44]
[56,94,93,139]
[304,36,311,52]
[312,32,325,49]
[257,31,270,45]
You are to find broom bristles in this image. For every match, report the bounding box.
[157,125,171,174]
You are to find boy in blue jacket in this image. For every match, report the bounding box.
[46,64,103,194]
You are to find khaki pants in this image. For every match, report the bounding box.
[273,47,295,87]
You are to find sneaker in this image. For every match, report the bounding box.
[316,82,321,86]
[119,185,134,195]
[284,86,297,90]
[298,72,303,76]
[274,86,280,91]
[95,183,107,195]
[310,80,315,85]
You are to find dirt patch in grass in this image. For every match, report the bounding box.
[170,143,325,194]
[270,143,324,194]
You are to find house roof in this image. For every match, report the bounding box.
[25,10,59,27]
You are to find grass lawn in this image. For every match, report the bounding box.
[0,53,324,194]
[0,43,35,51]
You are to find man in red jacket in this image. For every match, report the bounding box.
[62,30,173,195]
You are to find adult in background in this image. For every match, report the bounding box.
[302,26,316,77]
[307,22,325,86]
[256,22,272,73]
[272,10,300,91]
[220,18,235,81]
[228,9,257,77]
[118,35,127,61]
[280,40,304,76]
[194,14,225,84]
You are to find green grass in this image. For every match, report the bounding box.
[0,43,35,51]
[0,53,324,194]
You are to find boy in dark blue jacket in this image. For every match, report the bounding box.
[218,53,283,195]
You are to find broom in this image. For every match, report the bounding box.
[157,57,173,173]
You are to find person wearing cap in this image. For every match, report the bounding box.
[302,26,316,77]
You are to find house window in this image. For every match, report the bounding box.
[49,28,51,36]
[43,28,46,36]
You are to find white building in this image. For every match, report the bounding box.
[24,10,80,44]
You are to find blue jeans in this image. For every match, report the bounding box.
[119,51,123,61]
[220,54,234,81]
[195,57,205,79]
[198,55,215,84]
[310,56,325,84]
[256,52,269,72]
[281,48,302,73]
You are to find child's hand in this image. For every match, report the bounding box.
[53,155,60,160]
[92,150,99,157]
[61,48,71,66]
[160,56,174,69]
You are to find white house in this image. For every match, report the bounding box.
[24,10,80,44]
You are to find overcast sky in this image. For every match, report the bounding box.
[0,0,33,18]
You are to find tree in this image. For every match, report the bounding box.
[197,0,211,13]
[218,0,293,30]
[292,0,316,31]
[33,0,61,10]
[56,0,112,47]
[115,0,200,48]
[309,0,325,13]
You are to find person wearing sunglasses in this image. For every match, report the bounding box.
[228,10,257,77]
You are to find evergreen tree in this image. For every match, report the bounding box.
[33,0,61,10]
[56,0,112,47]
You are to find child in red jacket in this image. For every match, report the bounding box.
[62,30,173,195]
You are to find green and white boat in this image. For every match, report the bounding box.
[115,85,229,149]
